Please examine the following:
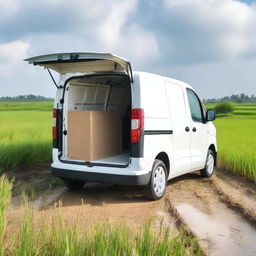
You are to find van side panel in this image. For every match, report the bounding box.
[165,81,191,174]
[183,88,209,170]
[138,73,173,178]
[140,74,170,119]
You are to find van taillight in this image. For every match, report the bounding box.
[52,108,57,145]
[131,108,144,144]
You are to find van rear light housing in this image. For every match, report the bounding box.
[131,108,144,144]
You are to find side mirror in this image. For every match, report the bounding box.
[206,109,216,121]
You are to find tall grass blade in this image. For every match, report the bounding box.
[0,176,12,256]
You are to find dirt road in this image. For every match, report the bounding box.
[9,168,256,256]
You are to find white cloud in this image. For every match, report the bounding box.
[0,41,29,62]
[114,24,160,66]
[0,41,29,76]
[0,0,21,19]
[162,0,255,60]
[97,0,137,47]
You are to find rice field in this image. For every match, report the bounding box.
[0,102,52,173]
[207,104,256,182]
[0,176,200,256]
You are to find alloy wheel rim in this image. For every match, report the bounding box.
[153,166,166,197]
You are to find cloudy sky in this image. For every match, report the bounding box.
[0,0,256,99]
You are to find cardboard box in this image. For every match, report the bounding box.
[67,110,122,161]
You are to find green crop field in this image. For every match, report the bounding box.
[208,104,256,182]
[0,102,52,173]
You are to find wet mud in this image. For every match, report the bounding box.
[167,172,256,256]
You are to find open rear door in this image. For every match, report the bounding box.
[25,52,133,82]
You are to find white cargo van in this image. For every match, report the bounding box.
[25,52,217,200]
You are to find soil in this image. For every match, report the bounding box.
[6,167,256,255]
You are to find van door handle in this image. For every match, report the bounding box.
[192,127,197,132]
[185,127,190,132]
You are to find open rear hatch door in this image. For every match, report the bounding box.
[25,52,133,82]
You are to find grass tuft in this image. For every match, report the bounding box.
[0,176,12,256]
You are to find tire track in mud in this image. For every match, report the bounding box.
[166,172,256,256]
[211,173,256,227]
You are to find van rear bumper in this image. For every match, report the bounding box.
[51,167,151,186]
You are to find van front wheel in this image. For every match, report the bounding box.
[62,179,85,190]
[145,160,167,201]
[200,149,215,178]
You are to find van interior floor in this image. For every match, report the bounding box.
[91,152,130,165]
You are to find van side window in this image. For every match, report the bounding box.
[186,89,203,122]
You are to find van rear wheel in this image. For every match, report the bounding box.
[145,160,167,201]
[62,179,85,190]
[200,149,215,178]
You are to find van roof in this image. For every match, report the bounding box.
[134,71,192,89]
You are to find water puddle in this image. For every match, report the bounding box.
[176,203,256,256]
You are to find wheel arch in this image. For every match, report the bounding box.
[209,144,217,166]
[155,152,170,178]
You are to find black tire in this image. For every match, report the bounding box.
[145,160,167,201]
[62,179,85,190]
[200,149,215,178]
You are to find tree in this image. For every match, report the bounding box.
[215,102,235,114]
[0,95,53,102]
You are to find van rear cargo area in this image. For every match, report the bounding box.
[62,74,131,166]
[68,110,122,161]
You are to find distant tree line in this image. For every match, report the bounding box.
[1,93,255,103]
[203,93,256,103]
[0,94,54,102]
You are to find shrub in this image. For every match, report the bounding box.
[215,102,235,114]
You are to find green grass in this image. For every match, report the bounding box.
[206,103,256,182]
[0,103,52,173]
[215,119,256,182]
[10,213,201,256]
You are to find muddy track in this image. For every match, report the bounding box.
[166,172,256,256]
[9,169,256,256]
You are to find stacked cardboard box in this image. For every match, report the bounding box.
[67,110,122,161]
